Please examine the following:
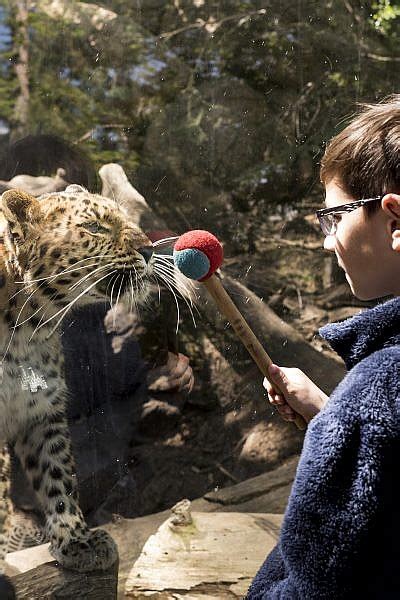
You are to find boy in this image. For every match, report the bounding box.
[246,97,400,598]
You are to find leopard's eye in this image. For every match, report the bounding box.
[81,221,110,235]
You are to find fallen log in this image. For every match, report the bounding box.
[0,168,68,196]
[9,552,118,600]
[204,455,299,507]
[99,163,166,231]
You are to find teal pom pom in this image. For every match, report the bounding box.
[173,248,210,280]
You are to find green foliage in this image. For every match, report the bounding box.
[371,0,400,34]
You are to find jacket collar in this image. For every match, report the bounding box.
[319,296,400,370]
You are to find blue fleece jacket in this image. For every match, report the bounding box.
[246,296,400,599]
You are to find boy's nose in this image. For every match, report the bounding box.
[323,235,336,252]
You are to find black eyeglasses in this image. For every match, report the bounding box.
[316,196,382,236]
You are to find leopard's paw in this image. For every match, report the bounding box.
[51,529,118,572]
[0,575,16,599]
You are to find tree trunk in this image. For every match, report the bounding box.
[11,0,30,141]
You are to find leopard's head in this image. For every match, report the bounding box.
[1,186,156,316]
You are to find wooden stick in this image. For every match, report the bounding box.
[203,274,307,430]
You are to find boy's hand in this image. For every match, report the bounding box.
[147,352,194,394]
[264,364,328,424]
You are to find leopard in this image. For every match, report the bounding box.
[0,184,172,595]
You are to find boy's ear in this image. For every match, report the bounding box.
[1,189,42,241]
[382,194,400,253]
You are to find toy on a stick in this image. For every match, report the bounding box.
[173,229,307,431]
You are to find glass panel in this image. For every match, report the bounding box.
[0,1,398,596]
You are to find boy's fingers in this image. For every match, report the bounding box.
[263,377,280,399]
[277,405,295,420]
[270,393,285,405]
[268,363,289,394]
[263,377,274,393]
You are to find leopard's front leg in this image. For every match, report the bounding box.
[0,445,16,598]
[14,407,118,572]
[0,444,12,564]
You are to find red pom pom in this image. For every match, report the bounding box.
[174,230,223,280]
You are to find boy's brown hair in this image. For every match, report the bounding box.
[320,95,400,214]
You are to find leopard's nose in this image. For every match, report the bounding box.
[138,246,154,263]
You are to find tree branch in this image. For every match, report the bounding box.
[363,52,400,63]
[159,8,267,40]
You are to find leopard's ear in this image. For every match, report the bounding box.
[1,189,42,240]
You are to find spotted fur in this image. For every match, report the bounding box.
[0,185,157,575]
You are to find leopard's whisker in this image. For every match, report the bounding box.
[1,276,57,361]
[153,262,195,301]
[155,264,196,304]
[150,274,163,309]
[128,271,135,313]
[30,269,115,336]
[28,307,48,343]
[154,270,181,334]
[130,265,139,304]
[109,274,119,312]
[115,268,125,307]
[133,266,141,315]
[134,266,140,302]
[153,264,198,327]
[1,292,38,362]
[68,262,115,291]
[15,255,114,285]
[154,275,162,304]
[105,272,116,301]
[13,285,45,329]
[41,269,118,339]
[25,261,112,334]
[152,236,179,248]
[24,262,116,332]
[27,286,67,342]
[10,260,107,300]
[113,271,125,328]
[153,257,195,292]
